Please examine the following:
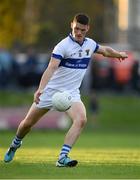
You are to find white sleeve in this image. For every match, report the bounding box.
[91,39,99,53]
[52,41,65,60]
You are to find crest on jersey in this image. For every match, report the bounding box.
[85,49,90,56]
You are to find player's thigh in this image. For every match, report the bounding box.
[66,101,87,122]
[24,103,48,125]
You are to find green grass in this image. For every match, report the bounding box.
[84,93,140,132]
[0,91,140,178]
[0,90,33,106]
[0,131,140,179]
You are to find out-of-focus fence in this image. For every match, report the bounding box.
[0,106,70,130]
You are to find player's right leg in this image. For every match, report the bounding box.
[56,101,87,167]
[4,103,48,163]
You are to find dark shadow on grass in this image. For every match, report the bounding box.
[0,161,140,179]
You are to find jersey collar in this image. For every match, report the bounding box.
[69,33,87,46]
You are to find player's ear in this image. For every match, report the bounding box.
[87,25,90,32]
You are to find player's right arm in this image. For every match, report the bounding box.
[34,57,60,104]
[34,39,65,104]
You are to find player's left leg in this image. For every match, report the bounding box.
[56,101,87,167]
[4,103,48,163]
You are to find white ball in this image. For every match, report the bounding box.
[52,91,72,112]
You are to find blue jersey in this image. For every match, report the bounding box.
[44,34,99,92]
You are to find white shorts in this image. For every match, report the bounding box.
[36,88,81,109]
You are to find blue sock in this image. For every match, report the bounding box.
[11,135,22,148]
[59,144,71,159]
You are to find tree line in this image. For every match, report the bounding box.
[0,0,118,51]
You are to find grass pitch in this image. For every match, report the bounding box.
[0,92,140,178]
[0,131,140,179]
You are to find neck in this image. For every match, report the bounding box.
[70,33,84,45]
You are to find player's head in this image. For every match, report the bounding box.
[73,13,90,25]
[71,13,90,44]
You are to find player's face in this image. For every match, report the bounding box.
[71,21,89,44]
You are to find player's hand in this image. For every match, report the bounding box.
[118,52,128,62]
[34,89,43,104]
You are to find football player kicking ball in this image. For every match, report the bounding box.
[4,13,128,167]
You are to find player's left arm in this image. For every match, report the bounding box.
[96,45,128,62]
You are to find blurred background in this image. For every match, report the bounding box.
[0,0,140,132]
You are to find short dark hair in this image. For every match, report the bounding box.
[73,13,90,25]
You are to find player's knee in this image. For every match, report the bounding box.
[81,116,87,127]
[76,114,87,128]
